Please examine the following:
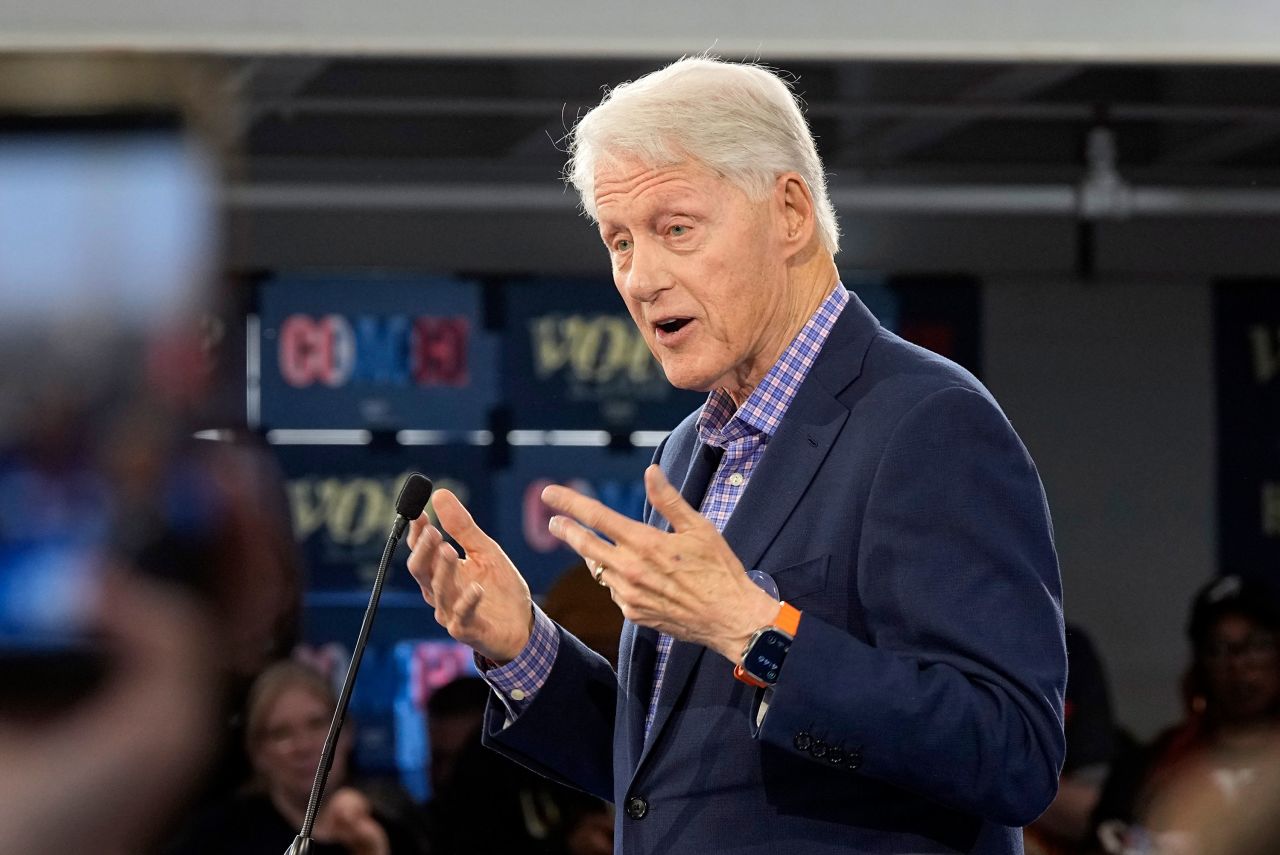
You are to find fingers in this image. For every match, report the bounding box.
[644,464,705,531]
[428,540,465,616]
[319,789,390,855]
[542,483,649,546]
[547,514,617,572]
[406,521,443,604]
[432,488,494,555]
[406,514,431,551]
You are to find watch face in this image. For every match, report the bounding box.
[744,628,792,685]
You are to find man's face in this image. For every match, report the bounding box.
[594,157,793,403]
[1201,613,1280,724]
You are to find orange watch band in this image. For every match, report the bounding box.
[773,601,802,635]
[733,601,802,688]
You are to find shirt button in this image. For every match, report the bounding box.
[728,472,745,487]
[625,796,649,820]
[510,689,526,701]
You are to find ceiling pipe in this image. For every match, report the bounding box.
[224,178,1280,219]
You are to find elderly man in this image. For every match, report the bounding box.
[408,57,1066,855]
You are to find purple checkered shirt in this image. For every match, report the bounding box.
[483,284,849,731]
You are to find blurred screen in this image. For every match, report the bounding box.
[0,118,215,329]
[0,116,217,663]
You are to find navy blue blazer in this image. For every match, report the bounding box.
[485,292,1067,855]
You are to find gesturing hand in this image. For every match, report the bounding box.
[0,573,217,855]
[313,788,390,855]
[406,489,534,664]
[542,464,778,663]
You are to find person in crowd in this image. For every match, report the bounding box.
[1028,623,1124,855]
[1092,574,1280,853]
[424,676,612,855]
[201,433,304,787]
[167,660,426,855]
[1170,744,1280,855]
[543,559,624,668]
[407,55,1065,855]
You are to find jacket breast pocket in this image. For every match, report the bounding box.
[761,554,830,603]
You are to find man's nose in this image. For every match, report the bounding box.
[622,240,666,303]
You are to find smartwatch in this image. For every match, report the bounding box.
[733,602,802,688]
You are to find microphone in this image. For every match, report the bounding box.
[286,473,433,855]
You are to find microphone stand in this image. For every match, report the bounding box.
[286,475,430,855]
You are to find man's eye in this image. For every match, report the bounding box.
[614,239,632,252]
[669,225,688,237]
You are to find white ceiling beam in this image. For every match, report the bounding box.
[4,1,1280,65]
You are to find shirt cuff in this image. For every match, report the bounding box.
[475,604,559,719]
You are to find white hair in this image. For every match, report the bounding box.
[566,56,840,255]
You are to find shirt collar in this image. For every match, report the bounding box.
[697,283,849,445]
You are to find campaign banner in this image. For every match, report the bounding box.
[494,444,656,595]
[501,278,705,431]
[1215,280,1280,578]
[272,443,492,645]
[257,276,496,431]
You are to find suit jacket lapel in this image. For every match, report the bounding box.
[719,294,877,572]
[718,388,848,573]
[624,433,719,773]
[618,621,654,772]
[630,292,880,778]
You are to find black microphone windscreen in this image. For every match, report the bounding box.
[395,473,433,520]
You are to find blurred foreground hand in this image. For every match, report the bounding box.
[0,571,219,855]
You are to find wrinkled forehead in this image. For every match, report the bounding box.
[590,150,726,208]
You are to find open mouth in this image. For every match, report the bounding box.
[655,318,692,335]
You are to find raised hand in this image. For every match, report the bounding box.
[406,488,534,664]
[313,787,390,855]
[0,573,218,855]
[541,464,778,662]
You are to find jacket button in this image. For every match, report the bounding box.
[810,739,828,759]
[846,748,863,770]
[826,747,845,767]
[793,732,812,752]
[625,796,649,820]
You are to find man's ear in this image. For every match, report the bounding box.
[775,172,816,259]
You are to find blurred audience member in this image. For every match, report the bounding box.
[1027,622,1123,854]
[1172,744,1280,855]
[543,559,624,668]
[425,676,612,855]
[167,661,425,855]
[200,434,302,686]
[1092,575,1280,853]
[0,574,219,855]
[193,434,303,795]
[424,675,492,800]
